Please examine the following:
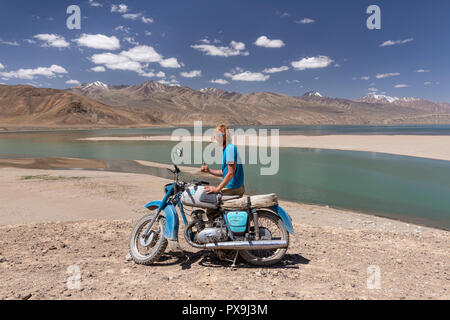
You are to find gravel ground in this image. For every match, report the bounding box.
[0,167,448,300]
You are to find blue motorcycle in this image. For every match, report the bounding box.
[129,157,294,266]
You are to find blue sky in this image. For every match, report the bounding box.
[0,0,448,101]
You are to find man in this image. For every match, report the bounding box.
[201,124,245,197]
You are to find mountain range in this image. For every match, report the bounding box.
[1,81,449,129]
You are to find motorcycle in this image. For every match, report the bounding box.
[128,150,294,266]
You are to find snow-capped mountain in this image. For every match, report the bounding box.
[80,81,109,90]
[357,93,450,113]
[71,81,109,95]
[357,93,419,104]
[302,91,323,98]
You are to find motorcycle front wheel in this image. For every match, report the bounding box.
[129,213,168,265]
[239,210,289,266]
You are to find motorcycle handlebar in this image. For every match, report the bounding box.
[191,180,210,186]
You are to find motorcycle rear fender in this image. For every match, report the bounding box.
[268,205,295,234]
[144,200,179,240]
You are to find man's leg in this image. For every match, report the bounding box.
[222,185,245,197]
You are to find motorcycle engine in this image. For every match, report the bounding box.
[195,218,228,244]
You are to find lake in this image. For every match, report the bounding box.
[1,125,450,230]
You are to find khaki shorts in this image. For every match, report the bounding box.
[222,185,245,197]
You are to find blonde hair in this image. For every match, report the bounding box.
[215,124,229,132]
[215,124,232,145]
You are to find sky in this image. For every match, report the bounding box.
[0,0,449,101]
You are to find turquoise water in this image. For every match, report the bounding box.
[1,126,450,229]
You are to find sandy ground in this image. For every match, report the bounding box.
[0,166,448,300]
[80,134,450,162]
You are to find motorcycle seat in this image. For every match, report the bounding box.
[221,195,241,201]
[221,193,278,210]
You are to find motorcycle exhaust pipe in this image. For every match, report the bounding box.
[194,239,288,250]
[183,221,287,250]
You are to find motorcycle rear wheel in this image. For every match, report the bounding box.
[129,213,168,265]
[239,210,289,266]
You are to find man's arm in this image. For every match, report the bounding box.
[205,163,236,194]
[201,162,223,177]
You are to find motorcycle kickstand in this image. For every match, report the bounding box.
[174,239,185,254]
[230,251,239,268]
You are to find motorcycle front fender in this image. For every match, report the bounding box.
[144,200,179,241]
[268,204,295,234]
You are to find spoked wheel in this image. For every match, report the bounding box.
[239,210,289,266]
[129,213,168,265]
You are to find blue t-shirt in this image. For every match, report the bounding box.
[222,143,244,189]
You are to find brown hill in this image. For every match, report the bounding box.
[0,84,161,128]
[1,82,449,129]
[357,94,450,113]
[69,81,450,126]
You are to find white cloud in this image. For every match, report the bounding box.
[91,66,106,72]
[120,45,163,63]
[111,4,128,13]
[0,39,20,46]
[0,63,4,70]
[191,41,248,57]
[124,37,139,45]
[180,70,201,78]
[66,79,81,86]
[262,66,289,73]
[376,72,400,79]
[416,69,430,73]
[254,36,285,48]
[111,4,152,24]
[224,70,269,82]
[424,81,432,85]
[123,13,142,20]
[115,26,131,33]
[159,57,182,68]
[91,52,142,72]
[144,31,152,36]
[1,64,67,80]
[360,76,370,80]
[140,71,166,78]
[33,34,70,48]
[296,18,315,24]
[394,84,409,88]
[368,87,378,92]
[291,55,333,70]
[89,0,103,7]
[158,79,180,86]
[91,45,182,75]
[141,16,154,24]
[210,79,229,84]
[380,38,413,47]
[74,34,120,50]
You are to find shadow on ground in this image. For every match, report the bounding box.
[152,250,310,270]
